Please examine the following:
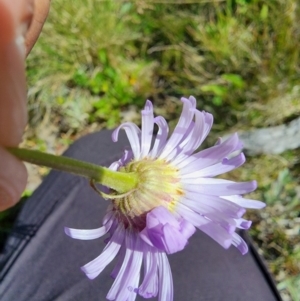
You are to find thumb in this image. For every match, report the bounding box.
[0,146,27,211]
[0,0,33,210]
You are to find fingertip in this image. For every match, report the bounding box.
[0,0,15,45]
[25,0,50,55]
[0,40,27,146]
[0,185,20,211]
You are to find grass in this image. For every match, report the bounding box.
[249,168,300,300]
[1,0,300,299]
[25,0,300,133]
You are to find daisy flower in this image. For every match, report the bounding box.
[65,96,265,301]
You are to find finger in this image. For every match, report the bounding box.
[0,33,27,146]
[0,146,27,211]
[25,0,51,56]
[0,0,33,46]
[0,0,33,146]
[0,0,34,210]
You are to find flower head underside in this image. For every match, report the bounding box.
[65,96,265,301]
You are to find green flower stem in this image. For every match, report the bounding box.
[8,147,137,193]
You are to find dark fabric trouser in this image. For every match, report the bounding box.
[0,130,282,301]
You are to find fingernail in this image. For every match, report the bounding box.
[15,32,26,57]
[19,0,33,34]
[15,0,34,57]
[15,17,31,58]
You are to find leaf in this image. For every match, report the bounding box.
[260,4,269,21]
[200,84,227,97]
[212,96,223,106]
[221,74,245,88]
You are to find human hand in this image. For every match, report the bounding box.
[0,0,50,211]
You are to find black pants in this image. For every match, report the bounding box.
[0,131,281,301]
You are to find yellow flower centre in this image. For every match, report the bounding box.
[111,158,183,230]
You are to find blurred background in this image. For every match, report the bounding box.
[1,0,300,299]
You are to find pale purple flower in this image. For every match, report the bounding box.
[65,96,265,301]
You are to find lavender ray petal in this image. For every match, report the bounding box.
[141,206,195,254]
[107,232,143,301]
[164,121,195,163]
[141,100,154,158]
[81,225,125,280]
[175,202,213,228]
[188,95,197,107]
[198,220,233,249]
[112,122,141,159]
[177,120,195,148]
[138,246,159,298]
[64,223,111,240]
[158,252,174,301]
[65,212,114,240]
[110,245,126,279]
[176,202,233,248]
[102,210,114,225]
[162,223,189,254]
[201,111,214,143]
[149,116,169,158]
[179,199,238,234]
[109,150,133,171]
[204,213,237,234]
[177,133,243,172]
[181,153,246,178]
[126,240,143,301]
[148,206,180,229]
[159,97,195,160]
[172,110,213,166]
[234,218,252,229]
[167,118,201,164]
[183,180,257,196]
[182,176,236,186]
[139,229,155,248]
[109,161,121,171]
[182,177,233,184]
[106,245,134,299]
[232,232,248,255]
[222,195,266,209]
[179,219,196,240]
[181,194,245,219]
